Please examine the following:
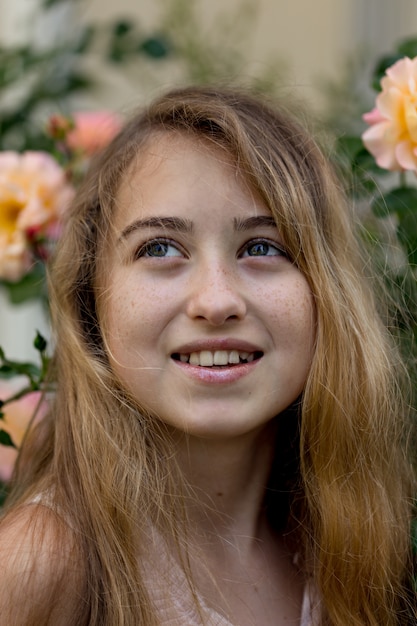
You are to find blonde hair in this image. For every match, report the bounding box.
[4,86,416,624]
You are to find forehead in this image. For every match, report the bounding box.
[120,132,237,193]
[113,132,265,226]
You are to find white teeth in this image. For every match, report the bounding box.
[228,350,240,364]
[189,352,200,365]
[214,350,228,366]
[199,350,214,366]
[178,350,257,367]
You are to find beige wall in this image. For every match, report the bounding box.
[80,0,417,110]
[2,0,417,111]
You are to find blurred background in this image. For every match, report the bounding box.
[1,0,417,349]
[1,0,416,355]
[2,0,417,113]
[0,0,416,479]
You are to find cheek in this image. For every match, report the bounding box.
[260,277,315,344]
[100,280,168,359]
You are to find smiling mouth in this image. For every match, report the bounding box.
[171,349,263,367]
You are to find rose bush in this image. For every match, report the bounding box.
[0,151,75,282]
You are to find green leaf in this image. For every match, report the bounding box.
[0,364,16,379]
[0,360,41,379]
[1,264,46,305]
[33,331,48,353]
[353,148,388,175]
[372,186,417,218]
[371,54,403,91]
[74,26,95,54]
[396,37,417,58]
[112,20,135,38]
[140,36,170,59]
[336,135,363,162]
[0,430,16,449]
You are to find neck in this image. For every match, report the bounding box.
[171,420,278,550]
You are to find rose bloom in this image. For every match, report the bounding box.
[0,385,48,482]
[362,56,417,172]
[66,111,122,156]
[0,151,75,281]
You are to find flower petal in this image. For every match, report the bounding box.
[362,122,403,170]
[395,140,417,171]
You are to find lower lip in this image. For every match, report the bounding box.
[172,358,260,384]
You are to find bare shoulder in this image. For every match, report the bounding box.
[0,503,85,625]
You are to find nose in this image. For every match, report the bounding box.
[185,264,247,326]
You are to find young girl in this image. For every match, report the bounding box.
[0,86,415,625]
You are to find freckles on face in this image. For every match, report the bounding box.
[98,133,316,439]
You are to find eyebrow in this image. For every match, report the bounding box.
[233,215,277,231]
[119,216,194,240]
[119,214,277,241]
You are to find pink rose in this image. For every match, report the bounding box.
[0,151,75,281]
[362,56,417,172]
[0,384,48,482]
[66,111,122,156]
[362,107,386,126]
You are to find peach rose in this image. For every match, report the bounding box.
[0,151,75,281]
[0,385,48,482]
[66,111,122,156]
[362,56,417,172]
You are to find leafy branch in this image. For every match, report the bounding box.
[0,332,50,448]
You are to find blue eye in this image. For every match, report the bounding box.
[137,239,182,258]
[242,240,286,257]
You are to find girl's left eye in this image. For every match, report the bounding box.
[240,239,286,258]
[136,239,183,258]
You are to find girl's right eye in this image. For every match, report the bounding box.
[135,238,183,259]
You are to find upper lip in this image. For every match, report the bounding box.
[171,338,263,355]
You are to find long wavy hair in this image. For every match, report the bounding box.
[4,86,416,625]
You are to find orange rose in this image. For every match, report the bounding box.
[0,151,75,281]
[362,56,417,172]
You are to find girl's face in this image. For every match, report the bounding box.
[100,134,315,440]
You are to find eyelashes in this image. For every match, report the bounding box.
[134,237,288,261]
[135,238,185,259]
[239,239,287,258]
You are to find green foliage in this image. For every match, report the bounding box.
[371,54,403,91]
[0,263,47,306]
[370,187,417,265]
[325,39,417,451]
[370,35,417,91]
[0,0,283,156]
[335,136,389,196]
[0,332,51,449]
[0,1,174,152]
[0,430,16,449]
[107,19,170,63]
[156,0,286,91]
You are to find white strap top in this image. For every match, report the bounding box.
[148,576,319,625]
[144,530,321,625]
